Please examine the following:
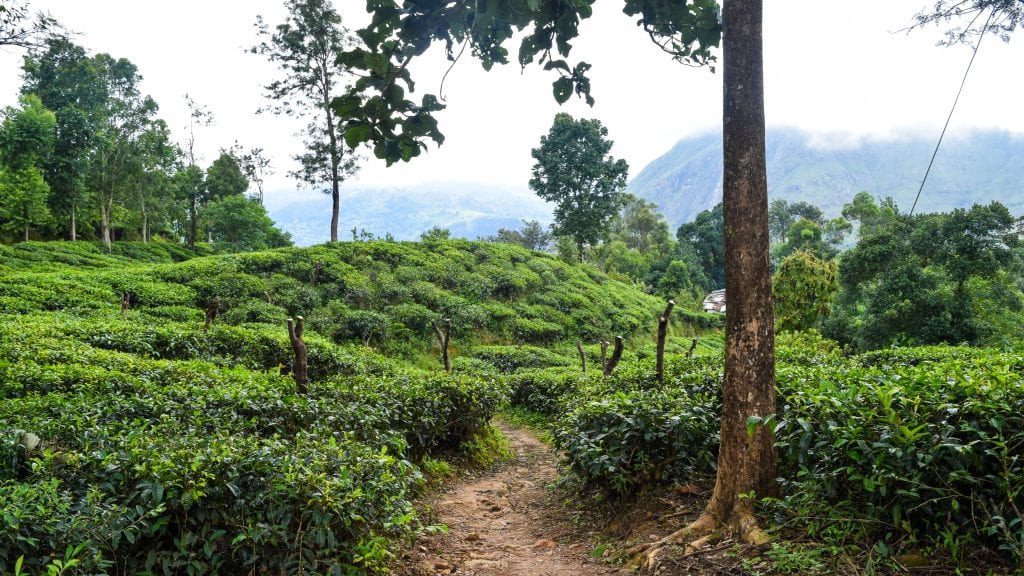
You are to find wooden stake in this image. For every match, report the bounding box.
[432,318,452,373]
[120,292,131,313]
[577,341,587,374]
[687,338,698,359]
[604,336,624,376]
[287,316,308,394]
[204,297,220,330]
[657,300,676,384]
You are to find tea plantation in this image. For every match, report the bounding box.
[510,332,1024,571]
[4,241,1023,574]
[0,240,680,575]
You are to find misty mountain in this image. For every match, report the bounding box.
[629,128,1024,229]
[269,183,552,247]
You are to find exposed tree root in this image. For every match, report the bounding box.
[627,508,769,571]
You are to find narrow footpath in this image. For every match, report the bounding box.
[399,422,629,576]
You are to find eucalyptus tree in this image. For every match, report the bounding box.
[87,54,159,248]
[130,119,179,242]
[181,94,212,249]
[529,113,628,259]
[253,0,360,242]
[336,0,776,565]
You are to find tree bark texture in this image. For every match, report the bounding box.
[288,316,309,394]
[630,4,777,567]
[432,318,452,373]
[603,336,623,376]
[708,0,778,522]
[656,300,675,384]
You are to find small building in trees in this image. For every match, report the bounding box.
[702,289,726,313]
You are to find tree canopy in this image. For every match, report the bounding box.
[529,113,629,258]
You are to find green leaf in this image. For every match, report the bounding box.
[332,94,362,119]
[345,124,373,149]
[552,78,573,104]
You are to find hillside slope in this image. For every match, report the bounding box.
[629,128,1024,228]
[0,240,686,574]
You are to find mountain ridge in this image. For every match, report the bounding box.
[628,127,1024,228]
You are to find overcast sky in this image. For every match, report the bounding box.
[1,1,1022,208]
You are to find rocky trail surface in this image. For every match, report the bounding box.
[397,421,630,576]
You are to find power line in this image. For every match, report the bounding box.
[909,8,995,217]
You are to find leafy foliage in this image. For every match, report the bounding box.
[827,199,1021,350]
[773,250,838,332]
[508,342,1024,569]
[529,113,629,257]
[335,0,720,164]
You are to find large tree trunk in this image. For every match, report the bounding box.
[713,0,777,513]
[633,0,775,568]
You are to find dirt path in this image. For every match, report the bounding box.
[399,421,628,576]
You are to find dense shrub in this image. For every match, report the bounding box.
[0,337,506,575]
[554,386,720,493]
[473,345,573,374]
[507,368,591,414]
[0,240,713,574]
[531,343,1024,566]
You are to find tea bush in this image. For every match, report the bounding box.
[473,345,574,374]
[0,332,505,574]
[535,342,1024,567]
[0,239,715,574]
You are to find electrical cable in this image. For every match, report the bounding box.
[909,8,995,217]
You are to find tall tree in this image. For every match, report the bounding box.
[205,150,248,202]
[234,145,273,204]
[202,195,292,253]
[336,0,775,566]
[181,94,212,249]
[0,94,56,240]
[614,195,672,254]
[253,0,360,242]
[173,164,204,246]
[88,54,158,248]
[22,37,105,240]
[656,2,776,560]
[677,203,726,288]
[767,198,824,242]
[129,119,179,242]
[529,113,629,259]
